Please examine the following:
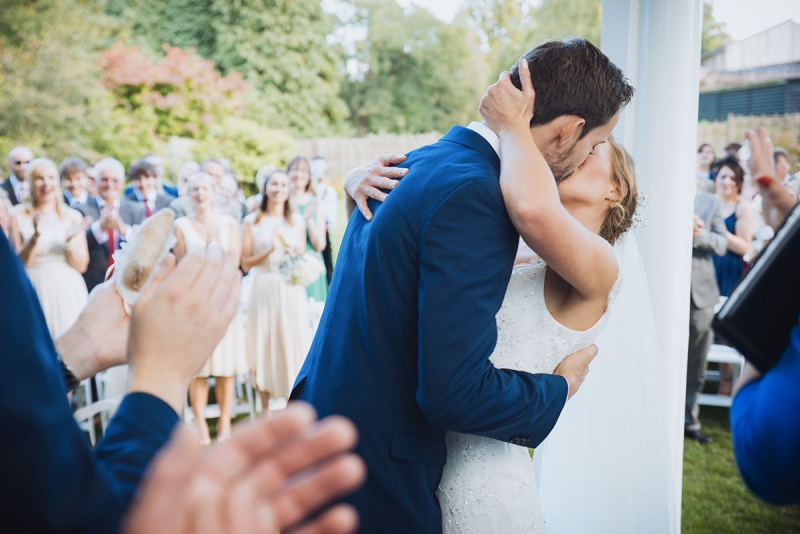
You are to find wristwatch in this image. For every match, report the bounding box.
[59,357,81,393]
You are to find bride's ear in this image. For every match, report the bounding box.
[606,182,624,203]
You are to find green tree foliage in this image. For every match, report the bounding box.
[702,1,730,54]
[463,0,602,81]
[340,0,487,135]
[193,117,295,185]
[0,0,117,161]
[100,44,248,140]
[211,0,350,137]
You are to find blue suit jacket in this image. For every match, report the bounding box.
[292,126,568,533]
[0,231,179,533]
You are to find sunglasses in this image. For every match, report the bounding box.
[13,160,30,165]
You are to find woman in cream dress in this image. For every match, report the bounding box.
[242,170,312,411]
[173,172,246,442]
[9,158,89,338]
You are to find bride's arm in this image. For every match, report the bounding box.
[483,61,618,300]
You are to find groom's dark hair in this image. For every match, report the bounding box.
[510,39,634,139]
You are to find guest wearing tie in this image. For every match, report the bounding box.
[58,157,90,207]
[125,160,174,217]
[74,157,145,292]
[2,146,33,206]
[8,158,90,338]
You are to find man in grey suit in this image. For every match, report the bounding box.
[74,157,145,291]
[686,188,729,444]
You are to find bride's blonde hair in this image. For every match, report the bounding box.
[599,137,638,245]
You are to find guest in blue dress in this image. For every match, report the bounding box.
[712,158,755,297]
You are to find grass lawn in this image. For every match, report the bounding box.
[682,405,800,533]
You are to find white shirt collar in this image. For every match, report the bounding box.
[9,175,21,188]
[467,122,500,156]
[97,196,119,210]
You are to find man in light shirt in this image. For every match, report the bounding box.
[2,146,33,206]
[310,156,338,285]
[74,158,145,291]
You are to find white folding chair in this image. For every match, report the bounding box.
[74,397,122,446]
[699,297,745,408]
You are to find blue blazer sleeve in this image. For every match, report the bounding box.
[416,179,568,447]
[0,232,178,533]
[731,317,800,505]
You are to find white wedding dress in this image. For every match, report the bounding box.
[437,253,621,533]
[437,232,677,533]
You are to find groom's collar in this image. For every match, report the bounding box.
[467,122,500,156]
[441,125,501,176]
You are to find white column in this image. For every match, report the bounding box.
[602,0,703,530]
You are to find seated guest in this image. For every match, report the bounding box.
[126,160,174,217]
[3,146,33,206]
[58,157,90,206]
[8,158,90,337]
[74,157,145,291]
[0,230,365,533]
[731,128,800,506]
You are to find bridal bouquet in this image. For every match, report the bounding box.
[278,246,326,287]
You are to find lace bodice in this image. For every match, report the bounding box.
[438,258,621,533]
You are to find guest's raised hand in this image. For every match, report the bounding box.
[127,245,243,413]
[65,215,93,242]
[31,212,41,239]
[124,403,366,534]
[479,59,535,136]
[344,154,408,221]
[98,207,117,232]
[553,345,598,399]
[746,128,798,228]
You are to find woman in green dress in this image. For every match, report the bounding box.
[288,156,328,303]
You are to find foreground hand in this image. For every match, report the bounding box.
[479,60,534,136]
[124,403,366,534]
[344,154,408,221]
[55,280,131,380]
[127,246,243,413]
[553,345,598,399]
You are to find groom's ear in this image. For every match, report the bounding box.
[555,116,586,148]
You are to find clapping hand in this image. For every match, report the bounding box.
[31,212,41,240]
[124,403,366,534]
[65,215,94,242]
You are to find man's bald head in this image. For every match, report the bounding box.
[7,146,33,181]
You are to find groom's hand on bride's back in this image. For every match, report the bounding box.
[553,345,599,399]
[344,154,409,221]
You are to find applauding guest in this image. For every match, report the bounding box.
[288,156,328,303]
[173,172,247,443]
[74,158,145,291]
[243,170,312,412]
[126,160,174,217]
[8,158,90,337]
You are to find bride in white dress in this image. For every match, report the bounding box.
[436,64,675,532]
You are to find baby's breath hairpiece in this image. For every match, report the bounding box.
[632,193,649,232]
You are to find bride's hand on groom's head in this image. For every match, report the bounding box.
[344,154,408,221]
[553,345,599,400]
[479,60,535,136]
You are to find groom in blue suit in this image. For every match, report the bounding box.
[293,39,633,532]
